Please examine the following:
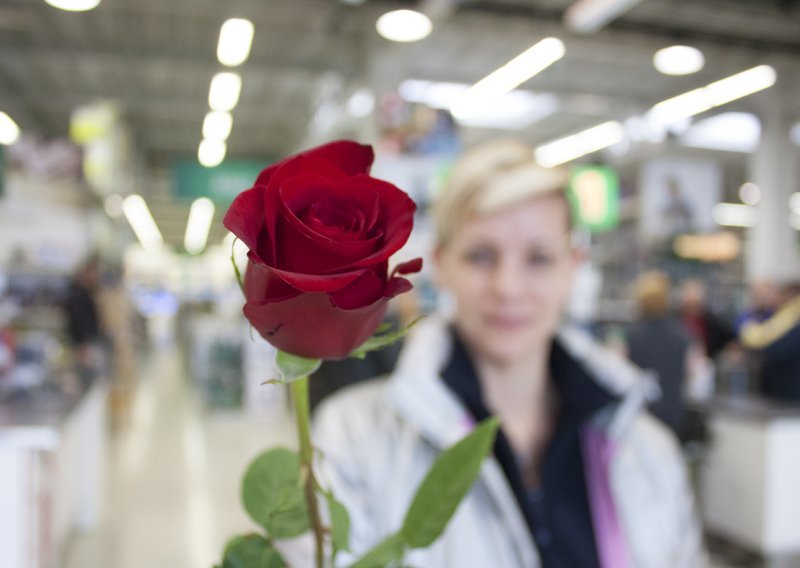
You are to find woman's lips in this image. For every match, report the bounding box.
[485,314,530,330]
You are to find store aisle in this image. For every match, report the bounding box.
[63,348,295,568]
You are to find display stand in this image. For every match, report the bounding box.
[700,396,800,565]
[0,378,107,568]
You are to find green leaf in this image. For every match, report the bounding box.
[325,489,351,557]
[349,315,426,360]
[348,533,406,568]
[400,417,499,548]
[274,350,322,383]
[241,448,310,539]
[221,534,286,568]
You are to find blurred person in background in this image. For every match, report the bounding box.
[626,271,699,438]
[677,278,735,360]
[734,278,781,335]
[97,266,137,427]
[313,140,705,567]
[63,255,106,374]
[740,281,800,402]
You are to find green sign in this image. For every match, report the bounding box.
[568,165,619,232]
[172,160,268,205]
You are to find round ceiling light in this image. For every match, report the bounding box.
[376,10,432,43]
[653,45,705,76]
[44,0,101,11]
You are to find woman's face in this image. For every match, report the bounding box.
[436,194,579,366]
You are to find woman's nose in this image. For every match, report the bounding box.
[489,258,525,299]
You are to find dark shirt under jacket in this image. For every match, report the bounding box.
[441,331,616,568]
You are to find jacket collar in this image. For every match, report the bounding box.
[386,316,657,446]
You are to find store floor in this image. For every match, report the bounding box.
[61,344,761,568]
[62,347,295,568]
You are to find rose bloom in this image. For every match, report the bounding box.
[223,140,421,359]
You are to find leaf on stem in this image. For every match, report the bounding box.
[324,489,351,559]
[241,448,310,539]
[273,350,322,383]
[400,417,500,548]
[221,534,286,568]
[348,532,406,568]
[348,315,427,360]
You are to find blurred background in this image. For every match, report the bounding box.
[1,0,800,567]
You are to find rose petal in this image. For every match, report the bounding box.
[279,176,374,243]
[274,216,382,275]
[243,259,301,303]
[391,257,423,277]
[254,162,281,187]
[299,140,374,176]
[328,267,386,310]
[269,265,367,293]
[243,292,389,359]
[222,185,266,253]
[384,276,413,298]
[253,140,372,187]
[343,176,417,269]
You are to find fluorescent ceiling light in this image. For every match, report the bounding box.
[202,110,233,141]
[739,182,762,206]
[679,112,760,153]
[122,195,164,252]
[208,72,242,111]
[184,198,216,255]
[451,38,564,119]
[0,111,20,145]
[789,192,800,214]
[647,65,776,127]
[653,45,704,76]
[217,18,254,67]
[346,88,375,117]
[104,194,124,218]
[534,121,624,167]
[198,139,226,168]
[648,88,711,125]
[712,203,755,228]
[792,122,800,146]
[44,0,101,11]
[456,92,559,130]
[564,0,644,33]
[706,65,776,107]
[400,79,558,129]
[376,10,432,43]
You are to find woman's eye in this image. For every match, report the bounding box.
[527,252,556,267]
[464,249,496,266]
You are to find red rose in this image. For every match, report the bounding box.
[223,140,421,359]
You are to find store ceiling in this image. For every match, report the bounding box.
[2,0,800,249]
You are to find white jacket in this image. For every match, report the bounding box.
[313,318,707,567]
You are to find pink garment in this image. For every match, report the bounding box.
[582,425,631,568]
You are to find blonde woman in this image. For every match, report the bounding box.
[314,141,706,567]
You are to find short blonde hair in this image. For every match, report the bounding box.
[634,271,671,318]
[432,139,570,246]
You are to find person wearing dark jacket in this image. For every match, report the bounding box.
[627,271,695,436]
[63,257,104,370]
[741,283,800,402]
[677,279,735,360]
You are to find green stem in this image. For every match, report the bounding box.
[291,377,325,568]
